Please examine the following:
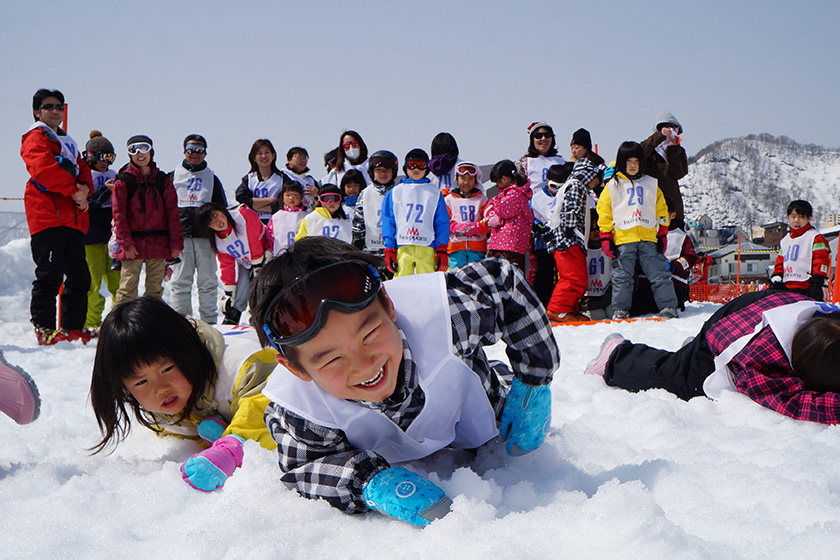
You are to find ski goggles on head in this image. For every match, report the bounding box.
[127,142,152,155]
[456,163,478,176]
[318,193,342,204]
[370,156,396,169]
[262,260,382,354]
[405,160,428,170]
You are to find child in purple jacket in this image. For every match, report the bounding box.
[484,160,533,271]
[586,290,840,424]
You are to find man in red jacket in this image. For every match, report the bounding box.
[20,89,93,345]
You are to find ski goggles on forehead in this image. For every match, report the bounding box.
[262,260,382,354]
[456,164,478,176]
[370,156,396,169]
[127,142,152,155]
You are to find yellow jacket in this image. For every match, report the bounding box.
[596,173,669,245]
[148,322,278,450]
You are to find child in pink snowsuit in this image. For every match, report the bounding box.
[484,160,533,271]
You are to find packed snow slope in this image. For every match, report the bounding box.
[1,237,839,560]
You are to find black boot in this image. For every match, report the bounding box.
[222,302,242,325]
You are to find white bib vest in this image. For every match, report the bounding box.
[586,247,611,297]
[447,193,488,244]
[665,228,687,262]
[270,210,307,254]
[281,168,317,190]
[173,165,215,208]
[215,207,254,269]
[304,212,352,243]
[703,300,840,399]
[780,228,818,282]
[392,182,440,246]
[91,169,116,192]
[30,122,80,176]
[609,175,658,230]
[525,155,565,192]
[361,187,387,251]
[247,172,284,220]
[262,272,500,463]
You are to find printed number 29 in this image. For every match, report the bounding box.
[626,186,644,206]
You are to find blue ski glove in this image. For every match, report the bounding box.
[499,377,552,456]
[362,467,452,527]
[181,435,244,492]
[197,417,227,445]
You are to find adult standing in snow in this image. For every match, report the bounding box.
[322,130,371,187]
[169,134,227,324]
[21,88,93,346]
[640,111,688,228]
[235,139,285,224]
[517,122,566,193]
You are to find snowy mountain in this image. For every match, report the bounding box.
[0,211,28,248]
[682,134,840,231]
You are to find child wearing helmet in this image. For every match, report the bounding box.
[381,148,451,277]
[351,149,399,260]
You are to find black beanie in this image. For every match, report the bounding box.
[127,134,153,147]
[571,128,592,151]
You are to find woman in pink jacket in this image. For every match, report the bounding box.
[484,160,533,271]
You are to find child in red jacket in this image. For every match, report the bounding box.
[196,202,266,325]
[771,200,830,301]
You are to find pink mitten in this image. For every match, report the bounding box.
[181,435,244,492]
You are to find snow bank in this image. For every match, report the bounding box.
[1,240,839,559]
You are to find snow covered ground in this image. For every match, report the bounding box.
[2,236,839,559]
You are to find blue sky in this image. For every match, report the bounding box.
[2,0,838,212]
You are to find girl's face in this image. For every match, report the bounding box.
[532,127,553,156]
[124,357,193,415]
[130,150,152,169]
[208,210,228,232]
[625,157,641,177]
[343,182,362,197]
[456,173,477,193]
[570,144,588,161]
[283,190,303,208]
[319,193,342,214]
[342,135,360,158]
[254,147,275,170]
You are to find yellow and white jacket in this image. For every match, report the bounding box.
[596,172,669,245]
[147,322,278,450]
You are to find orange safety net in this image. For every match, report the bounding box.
[690,283,833,304]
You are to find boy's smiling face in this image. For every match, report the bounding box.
[277,294,403,403]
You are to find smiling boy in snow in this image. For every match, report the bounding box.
[251,237,559,526]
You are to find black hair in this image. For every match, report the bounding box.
[281,180,304,197]
[248,139,281,178]
[195,202,240,251]
[614,141,645,180]
[526,125,558,158]
[546,162,575,184]
[585,151,606,167]
[791,313,840,393]
[317,183,347,219]
[334,130,369,170]
[664,196,676,214]
[286,146,308,161]
[89,296,217,453]
[490,159,527,187]
[183,134,207,149]
[324,148,338,170]
[32,88,64,121]
[340,169,366,195]
[430,132,459,158]
[787,200,813,219]
[249,237,386,367]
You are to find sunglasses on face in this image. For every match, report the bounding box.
[185,145,206,154]
[456,164,478,176]
[406,160,428,170]
[319,193,342,204]
[127,143,152,155]
[532,132,553,140]
[262,260,382,354]
[40,103,64,112]
[342,140,360,149]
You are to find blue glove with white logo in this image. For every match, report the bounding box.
[362,467,452,527]
[499,377,552,456]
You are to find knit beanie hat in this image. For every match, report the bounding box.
[527,121,553,137]
[571,128,592,151]
[86,130,114,154]
[127,134,153,147]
